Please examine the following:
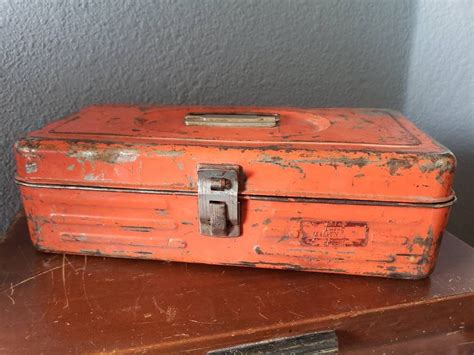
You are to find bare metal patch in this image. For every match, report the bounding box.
[68,146,139,164]
[149,150,184,157]
[25,162,38,173]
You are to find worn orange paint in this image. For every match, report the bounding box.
[15,106,456,278]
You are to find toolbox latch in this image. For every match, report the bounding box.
[197,164,241,237]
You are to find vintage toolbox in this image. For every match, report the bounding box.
[15,105,456,278]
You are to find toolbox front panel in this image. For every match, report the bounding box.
[20,185,450,279]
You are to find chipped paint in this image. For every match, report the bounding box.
[61,233,87,242]
[258,155,304,174]
[236,261,303,271]
[67,144,139,164]
[154,208,168,216]
[387,158,413,175]
[25,162,37,174]
[14,106,455,279]
[257,154,370,175]
[418,153,456,184]
[149,150,184,157]
[84,173,104,181]
[121,226,154,233]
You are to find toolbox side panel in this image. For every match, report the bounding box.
[20,185,450,279]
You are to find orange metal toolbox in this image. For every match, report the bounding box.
[14,106,456,278]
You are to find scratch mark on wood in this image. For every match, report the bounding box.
[7,283,15,305]
[189,319,222,325]
[258,312,269,320]
[81,256,92,311]
[288,310,304,318]
[152,296,159,311]
[64,255,78,273]
[0,264,64,294]
[166,306,177,323]
[62,254,69,309]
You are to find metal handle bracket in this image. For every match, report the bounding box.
[185,113,279,127]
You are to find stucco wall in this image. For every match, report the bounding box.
[405,0,473,241]
[1,1,472,243]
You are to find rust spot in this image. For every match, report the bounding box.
[418,152,456,184]
[297,156,369,169]
[387,158,413,175]
[79,249,104,256]
[135,251,153,255]
[239,261,302,271]
[254,246,263,255]
[386,271,425,280]
[133,117,146,125]
[258,155,304,175]
[263,218,272,225]
[257,154,369,174]
[15,137,41,154]
[29,216,49,237]
[61,234,87,242]
[366,255,396,263]
[121,226,154,233]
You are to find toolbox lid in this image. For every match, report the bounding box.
[15,105,455,204]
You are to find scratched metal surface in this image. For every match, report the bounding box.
[15,106,455,203]
[18,185,452,279]
[13,106,457,279]
[0,213,473,353]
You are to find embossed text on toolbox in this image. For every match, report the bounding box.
[299,221,369,247]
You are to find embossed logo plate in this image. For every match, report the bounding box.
[299,221,369,247]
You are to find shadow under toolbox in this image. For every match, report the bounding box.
[14,106,456,278]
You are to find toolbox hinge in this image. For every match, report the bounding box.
[197,164,241,237]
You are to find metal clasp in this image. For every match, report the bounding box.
[197,164,241,237]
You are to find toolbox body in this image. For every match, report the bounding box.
[15,106,456,278]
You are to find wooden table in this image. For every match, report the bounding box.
[1,212,473,353]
